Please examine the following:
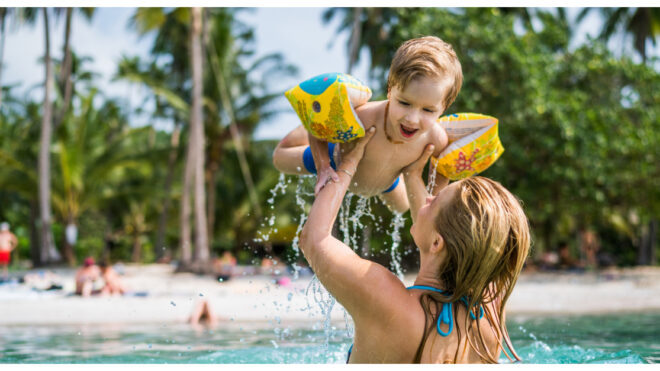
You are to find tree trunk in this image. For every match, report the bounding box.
[131,233,142,263]
[53,7,73,131]
[29,200,41,267]
[0,10,7,108]
[191,7,209,264]
[38,8,60,265]
[638,219,658,265]
[179,127,194,266]
[155,122,181,261]
[347,7,363,74]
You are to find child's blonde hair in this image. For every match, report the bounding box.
[387,36,463,111]
[415,177,530,363]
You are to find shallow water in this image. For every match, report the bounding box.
[1,312,657,363]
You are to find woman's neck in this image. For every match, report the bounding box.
[413,266,446,290]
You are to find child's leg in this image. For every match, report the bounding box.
[272,125,313,175]
[379,176,410,214]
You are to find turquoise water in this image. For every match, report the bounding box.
[1,312,657,363]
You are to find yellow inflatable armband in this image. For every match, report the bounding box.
[285,72,372,143]
[430,113,504,180]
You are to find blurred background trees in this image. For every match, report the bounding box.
[0,7,658,271]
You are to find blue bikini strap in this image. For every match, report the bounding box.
[407,285,484,337]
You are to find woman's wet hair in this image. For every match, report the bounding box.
[415,176,530,363]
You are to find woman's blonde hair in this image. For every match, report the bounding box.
[414,177,530,363]
[387,36,463,111]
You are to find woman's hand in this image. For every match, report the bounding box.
[338,126,376,173]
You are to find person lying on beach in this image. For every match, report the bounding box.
[273,36,460,213]
[98,261,127,296]
[75,257,101,297]
[299,127,530,363]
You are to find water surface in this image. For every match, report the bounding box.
[1,312,657,363]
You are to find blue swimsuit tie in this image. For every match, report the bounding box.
[407,285,484,337]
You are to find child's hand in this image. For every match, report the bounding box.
[315,166,340,196]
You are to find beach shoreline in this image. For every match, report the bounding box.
[1,264,659,326]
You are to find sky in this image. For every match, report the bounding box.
[3,7,643,141]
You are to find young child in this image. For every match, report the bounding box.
[273,36,462,213]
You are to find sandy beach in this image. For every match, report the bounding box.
[1,264,659,326]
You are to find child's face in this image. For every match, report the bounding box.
[386,77,448,142]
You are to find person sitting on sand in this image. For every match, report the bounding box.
[299,128,530,363]
[99,261,127,296]
[0,222,18,280]
[75,257,101,297]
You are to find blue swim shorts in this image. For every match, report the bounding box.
[302,143,399,194]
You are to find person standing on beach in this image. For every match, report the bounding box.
[0,222,18,280]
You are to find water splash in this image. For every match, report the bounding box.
[338,193,354,245]
[290,177,314,279]
[388,212,406,281]
[255,174,292,244]
[305,275,336,351]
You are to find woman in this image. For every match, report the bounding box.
[299,127,530,363]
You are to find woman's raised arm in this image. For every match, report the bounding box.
[299,127,410,319]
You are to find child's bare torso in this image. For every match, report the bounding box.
[0,232,15,251]
[338,100,446,197]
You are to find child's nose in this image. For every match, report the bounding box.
[405,110,421,125]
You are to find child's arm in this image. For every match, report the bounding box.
[308,133,339,196]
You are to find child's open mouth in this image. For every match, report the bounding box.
[399,124,418,138]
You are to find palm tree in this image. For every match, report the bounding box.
[188,7,209,264]
[203,8,296,238]
[578,7,660,63]
[346,7,363,74]
[52,7,95,130]
[37,7,60,265]
[322,7,407,90]
[129,8,201,266]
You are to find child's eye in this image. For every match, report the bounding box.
[398,100,409,106]
[424,108,436,113]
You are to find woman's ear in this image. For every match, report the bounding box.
[430,232,444,254]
